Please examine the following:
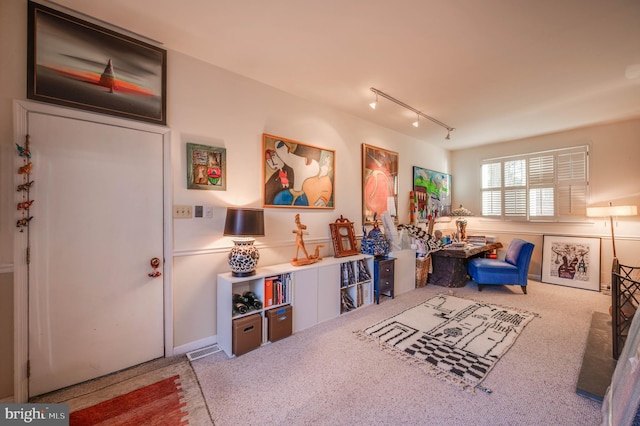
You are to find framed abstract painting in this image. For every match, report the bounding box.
[362,144,398,225]
[413,167,452,221]
[27,1,167,125]
[262,134,335,209]
[541,235,601,291]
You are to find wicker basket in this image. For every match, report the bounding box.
[415,256,431,288]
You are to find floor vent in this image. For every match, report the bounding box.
[186,344,222,361]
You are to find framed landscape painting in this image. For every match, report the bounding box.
[187,143,226,190]
[27,1,167,125]
[542,235,601,291]
[362,144,398,225]
[413,167,452,221]
[262,134,335,209]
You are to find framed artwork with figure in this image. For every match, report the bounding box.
[362,144,398,225]
[262,134,335,209]
[541,235,601,291]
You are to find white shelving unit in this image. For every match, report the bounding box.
[217,254,374,357]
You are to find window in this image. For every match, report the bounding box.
[481,146,588,221]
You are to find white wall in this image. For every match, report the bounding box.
[449,118,640,286]
[0,0,451,393]
[167,50,450,349]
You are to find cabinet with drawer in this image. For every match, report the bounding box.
[374,257,396,304]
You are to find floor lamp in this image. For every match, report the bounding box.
[586,203,637,259]
[586,202,638,359]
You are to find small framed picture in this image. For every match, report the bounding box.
[541,235,601,291]
[187,143,226,190]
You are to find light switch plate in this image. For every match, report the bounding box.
[173,205,192,218]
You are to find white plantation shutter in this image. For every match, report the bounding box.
[529,155,554,218]
[481,163,502,216]
[557,150,587,217]
[481,146,588,221]
[504,160,526,218]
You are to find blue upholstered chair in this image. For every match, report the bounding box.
[468,239,534,294]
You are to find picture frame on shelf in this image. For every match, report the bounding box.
[329,216,359,258]
[362,144,398,225]
[413,167,452,221]
[541,235,601,291]
[262,134,335,209]
[27,1,167,125]
[186,143,226,190]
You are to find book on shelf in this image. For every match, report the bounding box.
[264,276,276,307]
[358,259,371,281]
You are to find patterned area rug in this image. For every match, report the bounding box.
[31,357,212,425]
[358,294,537,393]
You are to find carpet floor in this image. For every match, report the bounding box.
[192,280,609,426]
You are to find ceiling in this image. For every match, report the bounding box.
[49,0,640,150]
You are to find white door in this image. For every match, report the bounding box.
[25,111,165,397]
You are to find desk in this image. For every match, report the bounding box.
[428,243,503,287]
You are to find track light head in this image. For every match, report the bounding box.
[445,128,452,140]
[369,92,378,109]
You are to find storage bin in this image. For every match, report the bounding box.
[232,314,262,356]
[265,305,292,342]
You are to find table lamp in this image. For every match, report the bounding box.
[223,207,265,276]
[451,205,474,241]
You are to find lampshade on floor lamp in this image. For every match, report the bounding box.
[223,208,265,277]
[586,203,638,258]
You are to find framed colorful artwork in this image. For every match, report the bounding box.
[262,134,335,209]
[187,143,226,190]
[362,144,398,225]
[541,235,601,291]
[27,1,167,125]
[413,167,452,221]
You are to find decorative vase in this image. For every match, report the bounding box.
[228,238,260,277]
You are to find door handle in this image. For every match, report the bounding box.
[148,257,162,278]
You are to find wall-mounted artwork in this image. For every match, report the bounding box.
[27,1,167,125]
[187,143,226,190]
[263,134,335,209]
[413,167,452,221]
[362,144,398,225]
[542,235,601,291]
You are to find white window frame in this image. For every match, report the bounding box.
[481,145,589,221]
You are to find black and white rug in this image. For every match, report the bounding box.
[358,294,537,393]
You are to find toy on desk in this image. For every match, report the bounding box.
[291,214,323,266]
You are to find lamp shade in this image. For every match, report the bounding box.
[586,205,638,217]
[223,208,265,237]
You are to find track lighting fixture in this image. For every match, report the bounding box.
[369,92,378,109]
[369,87,455,140]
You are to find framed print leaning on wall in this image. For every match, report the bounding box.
[263,134,335,209]
[187,143,226,190]
[27,1,167,125]
[362,144,398,225]
[541,235,601,291]
[413,166,452,221]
